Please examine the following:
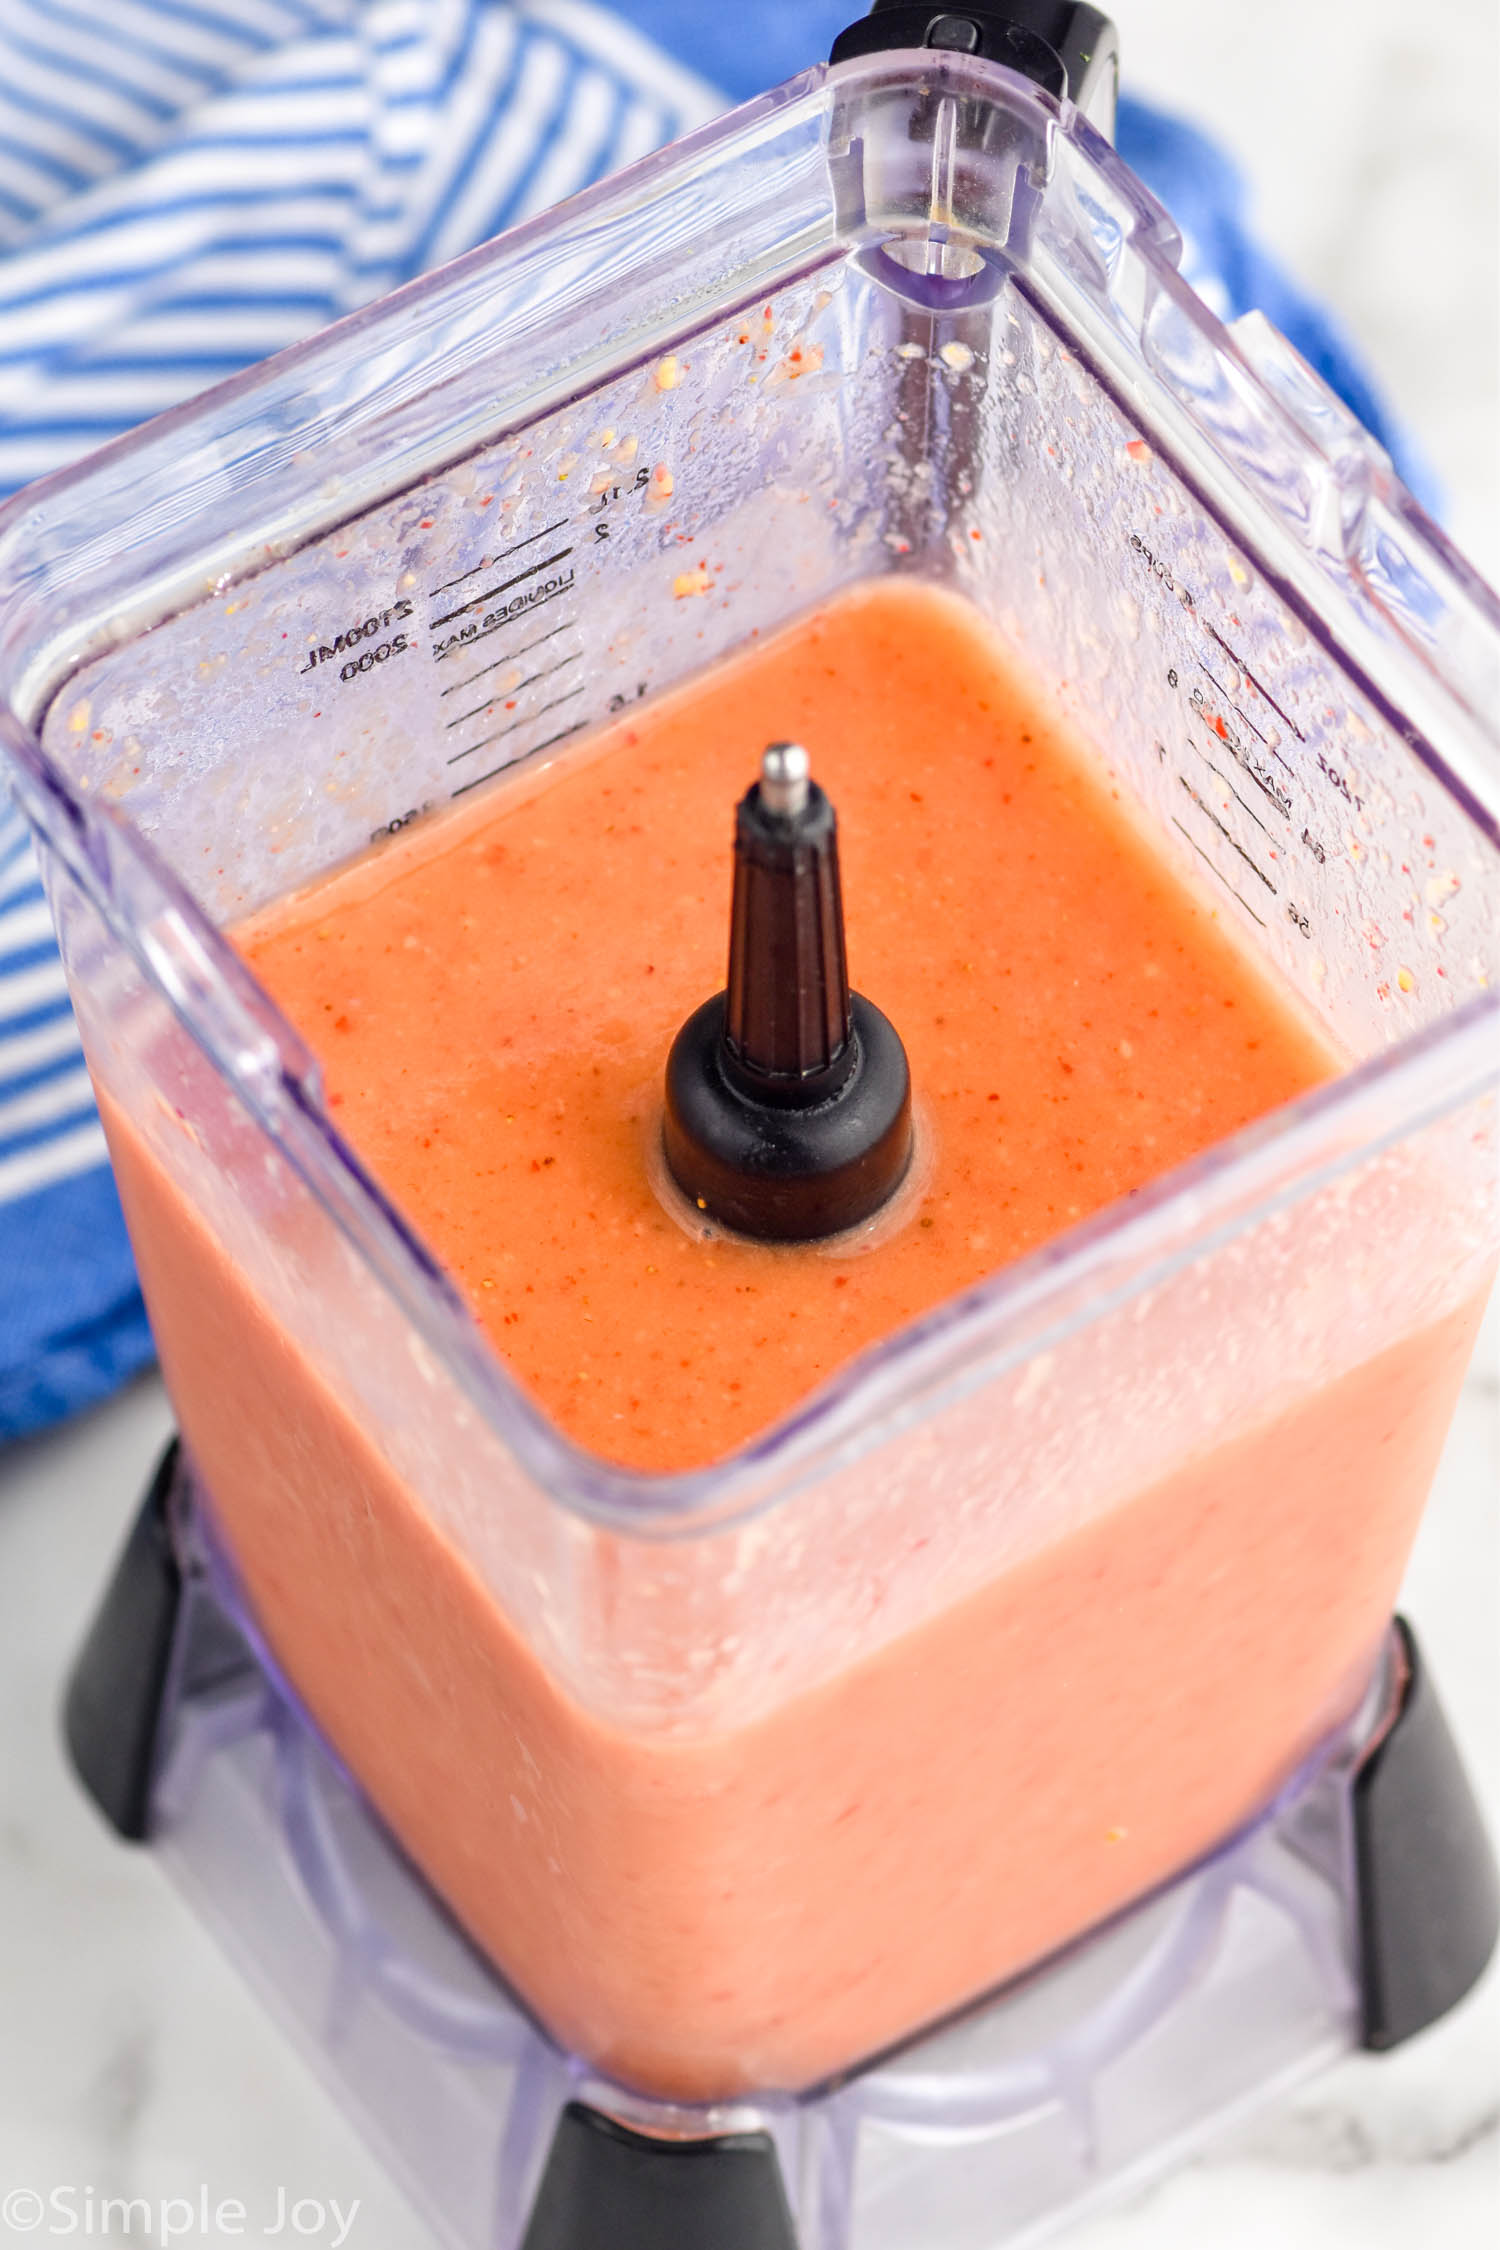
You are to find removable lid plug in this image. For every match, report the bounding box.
[663,746,913,1242]
[832,3,1120,138]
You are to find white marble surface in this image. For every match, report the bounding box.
[1,4,1497,2247]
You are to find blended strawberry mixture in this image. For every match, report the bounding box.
[95,577,1485,2098]
[236,579,1336,1470]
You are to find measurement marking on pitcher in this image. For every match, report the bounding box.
[1202,623,1304,752]
[441,622,571,698]
[1171,817,1267,928]
[1190,689,1292,821]
[1195,658,1270,748]
[1186,736,1274,839]
[430,547,574,633]
[451,720,587,798]
[431,566,577,661]
[1126,531,1305,759]
[445,651,581,733]
[1177,777,1277,894]
[294,601,413,677]
[427,520,568,602]
[447,674,585,763]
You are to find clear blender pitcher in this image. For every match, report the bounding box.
[2,11,1497,2183]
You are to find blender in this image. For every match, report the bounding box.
[2,5,1497,2245]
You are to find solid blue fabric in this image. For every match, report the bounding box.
[0,0,1425,1446]
[0,1168,156,1441]
[604,0,835,96]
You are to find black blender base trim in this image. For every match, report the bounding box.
[1355,1617,1500,2051]
[520,2104,797,2250]
[62,1437,183,1842]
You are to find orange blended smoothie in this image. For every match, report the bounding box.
[236,581,1335,1470]
[97,579,1487,2098]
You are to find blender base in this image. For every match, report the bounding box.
[64,1445,1499,2250]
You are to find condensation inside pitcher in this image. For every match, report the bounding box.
[42,263,1494,1067]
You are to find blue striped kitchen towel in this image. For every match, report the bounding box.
[0,0,1416,1444]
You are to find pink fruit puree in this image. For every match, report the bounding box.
[96,580,1484,2096]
